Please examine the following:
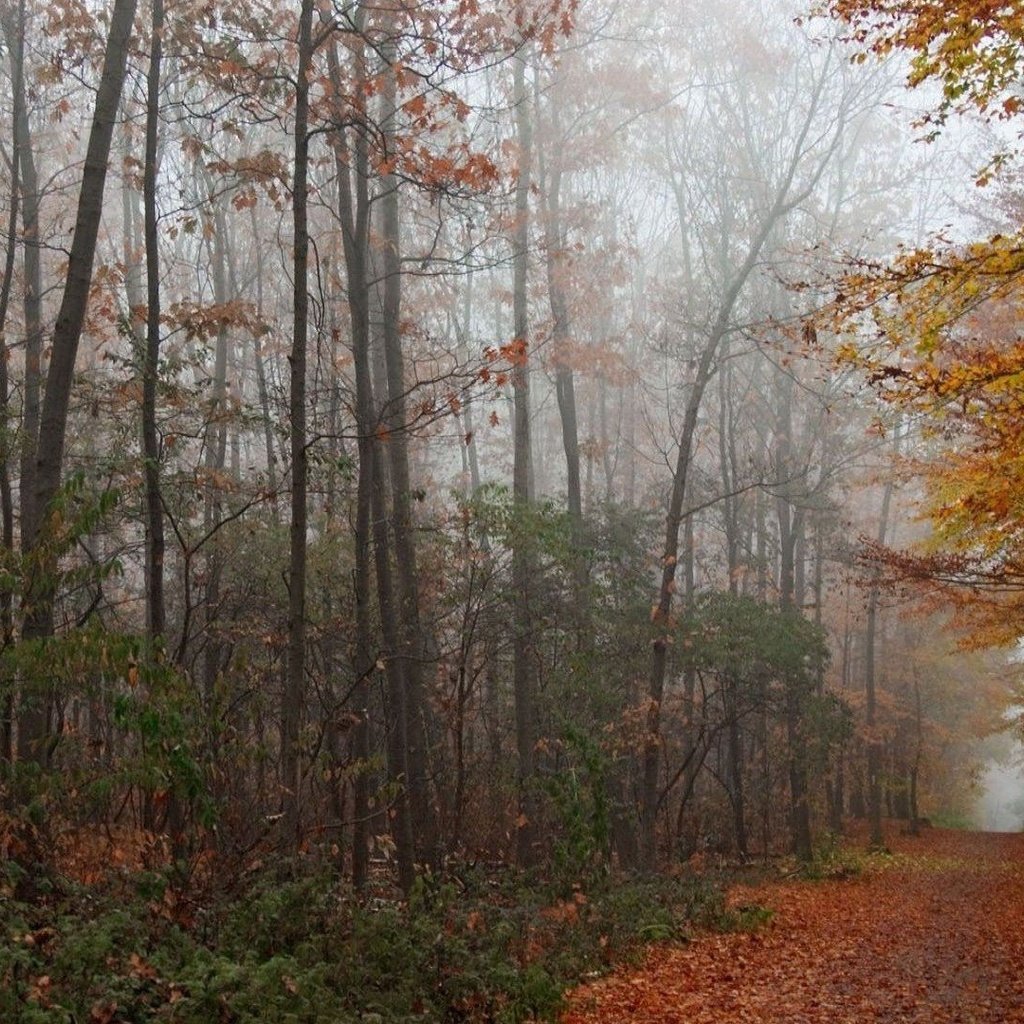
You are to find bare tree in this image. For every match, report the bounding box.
[640,25,854,868]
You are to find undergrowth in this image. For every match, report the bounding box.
[801,832,909,882]
[0,851,742,1023]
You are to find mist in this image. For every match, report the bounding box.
[977,754,1024,832]
[0,0,1020,893]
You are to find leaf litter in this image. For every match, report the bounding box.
[563,829,1024,1023]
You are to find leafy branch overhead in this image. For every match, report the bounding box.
[822,0,1024,645]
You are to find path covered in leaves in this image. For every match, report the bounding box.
[563,830,1024,1023]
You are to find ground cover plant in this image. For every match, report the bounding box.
[0,820,753,1024]
[9,819,1006,1023]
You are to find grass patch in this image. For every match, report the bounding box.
[722,902,775,930]
[929,810,975,831]
[802,834,869,881]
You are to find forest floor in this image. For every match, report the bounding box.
[563,827,1024,1024]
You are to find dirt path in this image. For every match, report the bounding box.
[563,830,1024,1023]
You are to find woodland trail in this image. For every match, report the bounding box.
[562,829,1024,1024]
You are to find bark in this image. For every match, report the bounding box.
[0,6,21,765]
[370,431,415,892]
[775,372,813,862]
[909,667,923,834]
[246,208,279,512]
[639,313,720,869]
[675,510,701,858]
[451,277,481,495]
[538,89,583,536]
[199,187,230,711]
[718,346,748,858]
[719,358,742,594]
[819,522,845,835]
[0,0,42,552]
[725,683,749,858]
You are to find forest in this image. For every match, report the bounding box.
[2,0,1024,1021]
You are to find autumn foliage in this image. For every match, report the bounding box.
[822,0,1024,645]
[825,0,1024,125]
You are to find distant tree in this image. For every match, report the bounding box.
[640,10,864,868]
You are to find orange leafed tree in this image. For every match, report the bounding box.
[824,1,1024,645]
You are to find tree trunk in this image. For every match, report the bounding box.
[281,0,314,846]
[248,207,279,509]
[142,0,165,642]
[199,186,230,719]
[909,667,923,834]
[1,0,42,553]
[451,276,481,495]
[376,26,437,867]
[538,95,583,537]
[330,31,375,889]
[775,372,813,862]
[718,345,748,858]
[511,48,538,867]
[675,510,701,859]
[640,103,831,866]
[640,335,717,870]
[866,477,894,849]
[0,5,22,766]
[20,0,138,768]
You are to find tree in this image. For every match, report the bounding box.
[329,17,376,890]
[0,0,42,558]
[511,39,538,868]
[280,0,314,846]
[826,0,1024,135]
[825,0,1024,647]
[0,0,23,766]
[18,0,138,766]
[141,0,166,644]
[639,8,861,868]
[0,0,989,896]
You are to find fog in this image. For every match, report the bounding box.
[977,752,1024,833]
[1,0,1020,871]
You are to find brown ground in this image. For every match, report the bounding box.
[562,828,1024,1023]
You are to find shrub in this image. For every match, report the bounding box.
[0,851,750,1023]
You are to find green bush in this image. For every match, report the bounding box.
[0,854,749,1024]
